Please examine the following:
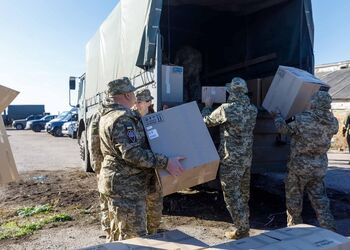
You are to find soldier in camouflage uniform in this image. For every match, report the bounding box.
[202,77,258,239]
[134,88,162,234]
[174,46,202,102]
[88,104,111,240]
[98,77,184,241]
[272,91,338,231]
[135,89,155,116]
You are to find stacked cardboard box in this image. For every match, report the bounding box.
[201,86,227,104]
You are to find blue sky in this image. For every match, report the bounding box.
[0,0,349,113]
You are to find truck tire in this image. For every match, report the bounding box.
[15,124,24,130]
[32,124,41,132]
[79,131,94,173]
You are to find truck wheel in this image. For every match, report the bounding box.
[15,124,24,130]
[33,125,41,132]
[79,131,94,173]
[53,127,62,137]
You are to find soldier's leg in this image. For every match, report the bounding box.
[108,197,147,242]
[220,163,249,237]
[306,177,336,231]
[241,166,251,219]
[146,176,163,234]
[285,170,306,226]
[99,193,111,239]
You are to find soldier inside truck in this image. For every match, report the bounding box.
[157,0,314,172]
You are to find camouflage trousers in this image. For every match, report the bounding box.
[107,175,163,242]
[219,161,251,233]
[285,169,336,231]
[99,193,111,239]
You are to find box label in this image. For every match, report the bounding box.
[147,129,159,140]
[143,113,164,126]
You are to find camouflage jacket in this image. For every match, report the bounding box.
[88,109,103,173]
[98,103,168,197]
[202,94,257,162]
[274,108,338,170]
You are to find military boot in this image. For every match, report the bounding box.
[225,229,249,240]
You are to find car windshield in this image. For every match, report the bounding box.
[40,116,49,121]
[57,111,69,120]
[62,113,73,122]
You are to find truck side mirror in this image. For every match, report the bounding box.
[69,77,76,90]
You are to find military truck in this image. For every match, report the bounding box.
[69,0,315,173]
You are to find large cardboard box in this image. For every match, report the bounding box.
[210,234,278,250]
[210,224,350,250]
[202,86,227,104]
[82,230,209,250]
[142,102,220,196]
[262,66,329,119]
[161,65,184,104]
[0,84,20,185]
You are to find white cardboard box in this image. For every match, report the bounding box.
[262,66,329,119]
[142,102,220,196]
[202,86,227,104]
[0,84,19,185]
[161,65,184,104]
[82,229,209,250]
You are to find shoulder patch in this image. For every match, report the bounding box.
[125,124,137,143]
[286,116,296,124]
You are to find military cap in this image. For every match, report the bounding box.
[226,77,248,94]
[310,90,332,110]
[136,89,154,102]
[107,77,136,96]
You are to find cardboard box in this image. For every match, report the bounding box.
[142,102,220,196]
[210,224,350,250]
[210,234,278,250]
[261,224,350,250]
[262,66,329,119]
[202,86,227,104]
[162,65,184,104]
[82,230,209,250]
[0,84,20,185]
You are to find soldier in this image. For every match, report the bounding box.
[202,77,258,240]
[134,88,162,234]
[98,77,185,241]
[174,46,202,102]
[272,91,338,231]
[135,89,155,116]
[87,104,110,240]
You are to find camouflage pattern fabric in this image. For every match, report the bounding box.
[88,107,111,237]
[174,46,202,102]
[136,89,154,102]
[202,78,257,235]
[274,91,338,231]
[99,103,168,241]
[107,77,136,97]
[145,174,163,234]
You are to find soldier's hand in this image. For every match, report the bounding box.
[270,109,280,118]
[166,157,185,177]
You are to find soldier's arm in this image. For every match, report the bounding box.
[112,116,168,169]
[274,113,299,135]
[202,106,227,127]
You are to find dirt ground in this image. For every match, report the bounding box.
[1,130,350,249]
[1,169,349,249]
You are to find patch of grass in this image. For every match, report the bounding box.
[17,204,52,217]
[0,213,72,240]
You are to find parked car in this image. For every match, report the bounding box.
[12,114,44,130]
[62,121,78,139]
[25,115,57,132]
[46,112,78,137]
